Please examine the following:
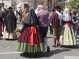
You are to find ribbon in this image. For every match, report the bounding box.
[30,26,40,48]
[67,23,71,27]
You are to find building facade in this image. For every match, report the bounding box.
[0,0,41,9]
[0,0,66,10]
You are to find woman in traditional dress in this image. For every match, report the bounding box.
[3,7,17,39]
[60,8,77,47]
[16,9,45,54]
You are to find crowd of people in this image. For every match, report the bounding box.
[0,7,17,39]
[0,2,79,55]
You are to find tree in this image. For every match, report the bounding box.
[68,0,79,9]
[75,3,79,9]
[68,0,76,7]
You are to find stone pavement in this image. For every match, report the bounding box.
[0,23,79,59]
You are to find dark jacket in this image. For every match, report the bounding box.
[51,12,60,27]
[0,10,4,21]
[4,10,17,33]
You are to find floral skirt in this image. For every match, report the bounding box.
[16,26,45,53]
[60,24,77,46]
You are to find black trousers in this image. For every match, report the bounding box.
[39,27,48,42]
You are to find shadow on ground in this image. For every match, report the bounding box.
[20,49,71,58]
[77,44,79,48]
[4,39,18,41]
[46,36,53,38]
[76,38,79,48]
[76,37,79,39]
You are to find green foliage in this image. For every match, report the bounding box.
[68,0,79,9]
[75,3,79,9]
[68,0,76,7]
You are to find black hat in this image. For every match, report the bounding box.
[8,7,13,9]
[54,6,61,10]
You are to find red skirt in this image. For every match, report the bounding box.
[18,26,43,46]
[17,26,45,53]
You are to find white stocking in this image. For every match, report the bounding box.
[44,37,48,47]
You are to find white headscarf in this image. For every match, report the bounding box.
[56,10,63,25]
[63,8,71,21]
[35,5,43,15]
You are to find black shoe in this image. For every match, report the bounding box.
[57,43,60,46]
[53,45,56,47]
[0,33,3,36]
[47,46,50,52]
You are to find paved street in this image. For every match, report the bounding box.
[0,23,79,59]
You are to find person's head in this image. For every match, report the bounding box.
[72,7,75,10]
[71,7,76,12]
[37,5,44,10]
[52,6,56,12]
[8,7,13,11]
[24,8,29,13]
[54,6,61,12]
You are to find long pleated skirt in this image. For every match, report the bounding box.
[16,26,45,53]
[60,24,77,46]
